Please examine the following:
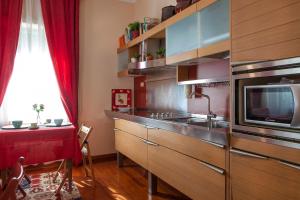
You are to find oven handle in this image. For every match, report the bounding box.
[290,85,300,127]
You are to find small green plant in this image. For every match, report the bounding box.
[156,47,166,57]
[128,22,140,31]
[33,104,44,124]
[146,53,154,60]
[133,53,140,59]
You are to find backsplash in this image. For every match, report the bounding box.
[145,69,187,112]
[134,60,230,119]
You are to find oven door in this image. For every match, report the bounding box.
[244,84,299,128]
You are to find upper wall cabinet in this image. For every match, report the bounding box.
[166,0,230,65]
[231,0,300,63]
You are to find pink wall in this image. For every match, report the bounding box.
[79,0,135,156]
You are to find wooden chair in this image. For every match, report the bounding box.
[0,157,25,200]
[54,124,95,187]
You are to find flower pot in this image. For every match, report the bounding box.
[157,54,164,59]
[131,30,140,39]
[146,55,154,61]
[131,57,137,63]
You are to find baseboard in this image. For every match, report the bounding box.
[92,153,117,163]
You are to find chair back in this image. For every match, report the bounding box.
[78,124,93,149]
[0,157,25,200]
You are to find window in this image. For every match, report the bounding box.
[0,0,68,125]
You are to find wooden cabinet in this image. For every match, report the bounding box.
[115,130,148,169]
[115,119,147,139]
[148,144,225,200]
[114,119,227,200]
[231,0,300,62]
[148,128,226,169]
[230,148,300,200]
[166,0,230,65]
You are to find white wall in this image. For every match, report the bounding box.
[79,0,134,156]
[79,0,176,156]
[134,0,176,21]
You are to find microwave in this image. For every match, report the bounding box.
[232,57,300,140]
[244,84,300,128]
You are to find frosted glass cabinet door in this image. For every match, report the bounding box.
[199,0,229,47]
[166,12,200,57]
[166,0,229,58]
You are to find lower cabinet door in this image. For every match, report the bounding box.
[148,144,225,200]
[230,149,300,200]
[115,130,148,169]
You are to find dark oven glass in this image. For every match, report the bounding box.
[245,86,294,124]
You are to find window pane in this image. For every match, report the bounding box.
[0,0,68,125]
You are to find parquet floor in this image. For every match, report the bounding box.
[27,159,190,200]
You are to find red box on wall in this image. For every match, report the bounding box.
[112,89,132,111]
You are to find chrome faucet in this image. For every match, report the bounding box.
[189,91,217,122]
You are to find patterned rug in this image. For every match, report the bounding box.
[17,172,82,200]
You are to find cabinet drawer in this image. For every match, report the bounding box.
[231,0,300,62]
[115,130,148,169]
[230,149,300,200]
[115,119,147,139]
[148,144,225,200]
[231,135,300,165]
[148,128,225,169]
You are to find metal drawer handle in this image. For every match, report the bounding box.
[201,139,225,149]
[279,161,300,170]
[114,128,120,132]
[140,138,159,147]
[199,161,225,175]
[144,125,156,129]
[146,140,159,146]
[230,149,268,160]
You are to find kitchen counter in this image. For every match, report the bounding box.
[105,110,229,146]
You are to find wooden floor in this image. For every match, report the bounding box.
[27,159,190,200]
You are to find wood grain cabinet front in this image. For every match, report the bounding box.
[148,144,225,200]
[115,119,148,139]
[115,130,148,169]
[148,128,226,169]
[230,148,300,200]
[231,0,300,62]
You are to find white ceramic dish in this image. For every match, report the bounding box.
[45,122,72,127]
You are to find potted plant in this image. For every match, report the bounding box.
[128,22,140,40]
[131,53,140,63]
[33,103,44,124]
[146,53,154,61]
[156,47,166,59]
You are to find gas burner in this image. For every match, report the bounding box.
[150,112,174,119]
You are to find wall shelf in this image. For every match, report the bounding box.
[177,77,229,85]
[119,0,216,51]
[116,0,227,78]
[117,69,142,78]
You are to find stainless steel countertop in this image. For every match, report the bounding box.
[105,110,229,146]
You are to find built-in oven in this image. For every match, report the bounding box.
[232,57,300,141]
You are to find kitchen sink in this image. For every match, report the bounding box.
[164,117,229,129]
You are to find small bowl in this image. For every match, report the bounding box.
[30,122,38,129]
[54,119,63,126]
[45,119,51,124]
[12,120,23,129]
[118,107,131,112]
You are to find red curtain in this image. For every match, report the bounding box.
[0,0,23,106]
[41,0,79,125]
